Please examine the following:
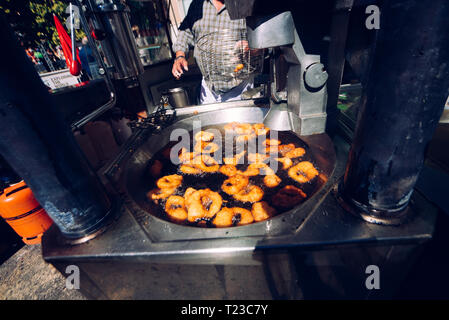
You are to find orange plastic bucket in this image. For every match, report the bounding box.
[0,181,53,244]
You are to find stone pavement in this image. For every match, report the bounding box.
[0,244,86,300]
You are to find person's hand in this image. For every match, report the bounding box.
[234,40,263,56]
[234,40,249,52]
[172,56,189,79]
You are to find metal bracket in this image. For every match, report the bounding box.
[247,12,328,135]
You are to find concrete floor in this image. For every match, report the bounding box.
[0,244,86,300]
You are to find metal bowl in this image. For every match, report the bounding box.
[116,106,336,242]
[165,87,190,108]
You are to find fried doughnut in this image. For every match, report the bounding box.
[248,153,269,164]
[224,122,254,135]
[194,155,219,173]
[252,123,270,136]
[194,141,220,154]
[252,201,277,222]
[178,148,197,164]
[147,188,176,202]
[278,143,296,156]
[265,145,279,154]
[212,207,254,227]
[223,151,246,165]
[288,161,319,183]
[240,163,268,176]
[285,147,306,158]
[264,139,281,154]
[264,174,281,188]
[235,123,254,135]
[165,196,187,222]
[246,162,275,176]
[180,164,202,175]
[193,142,202,153]
[212,207,234,227]
[272,185,307,208]
[232,207,254,225]
[240,164,261,176]
[223,157,236,165]
[264,139,281,146]
[235,150,246,163]
[187,189,223,222]
[184,187,197,209]
[194,131,214,142]
[224,122,239,132]
[219,164,239,177]
[233,185,264,203]
[236,133,256,143]
[222,175,249,195]
[261,165,276,176]
[184,187,197,199]
[156,174,182,189]
[276,157,293,170]
[234,63,244,73]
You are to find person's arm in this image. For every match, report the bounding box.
[172,29,194,79]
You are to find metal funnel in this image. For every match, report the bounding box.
[263,103,297,132]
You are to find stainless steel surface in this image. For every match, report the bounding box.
[54,198,122,245]
[240,86,264,99]
[334,182,412,226]
[305,63,329,89]
[91,0,144,79]
[42,132,438,299]
[164,98,265,117]
[263,103,294,131]
[166,87,190,108]
[283,30,328,136]
[247,12,328,136]
[49,241,425,299]
[246,12,295,49]
[42,134,438,263]
[42,185,438,264]
[168,87,186,93]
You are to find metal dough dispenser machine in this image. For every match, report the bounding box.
[233,7,329,136]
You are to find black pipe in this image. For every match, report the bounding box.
[340,0,449,223]
[0,15,114,239]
